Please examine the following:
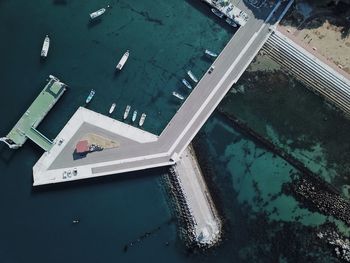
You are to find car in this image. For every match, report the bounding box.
[208,66,215,74]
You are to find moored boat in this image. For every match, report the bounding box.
[109,102,116,114]
[123,105,131,120]
[132,110,137,122]
[187,70,198,83]
[205,49,218,58]
[41,35,50,58]
[116,50,129,70]
[225,17,237,27]
[182,79,192,90]
[211,8,224,18]
[90,8,106,19]
[172,91,184,100]
[139,113,146,127]
[86,89,95,104]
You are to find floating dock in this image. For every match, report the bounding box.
[0,75,67,151]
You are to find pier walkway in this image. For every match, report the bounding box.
[0,76,66,151]
[33,0,293,185]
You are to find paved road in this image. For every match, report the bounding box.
[34,0,292,185]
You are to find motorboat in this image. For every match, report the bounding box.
[116,50,129,70]
[182,79,192,90]
[109,102,116,114]
[123,105,131,120]
[86,89,95,104]
[172,91,184,100]
[41,35,50,57]
[139,113,146,126]
[205,49,218,58]
[226,17,237,27]
[211,8,224,18]
[132,110,137,122]
[90,8,106,19]
[187,70,198,83]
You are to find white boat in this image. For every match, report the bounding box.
[116,50,129,70]
[182,79,192,90]
[211,8,224,18]
[41,35,50,58]
[225,17,237,27]
[205,49,218,58]
[123,105,131,120]
[172,91,184,100]
[85,89,95,104]
[132,110,138,122]
[90,8,106,19]
[139,113,146,127]
[187,70,198,83]
[109,102,116,114]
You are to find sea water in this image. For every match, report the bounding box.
[0,0,347,262]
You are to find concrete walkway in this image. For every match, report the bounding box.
[33,1,293,185]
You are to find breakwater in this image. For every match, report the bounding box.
[164,146,221,248]
[217,109,350,226]
[263,30,350,116]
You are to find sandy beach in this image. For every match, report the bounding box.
[280,1,350,75]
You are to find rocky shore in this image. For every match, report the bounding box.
[317,223,350,262]
[162,146,222,248]
[285,175,350,226]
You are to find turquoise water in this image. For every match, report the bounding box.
[0,0,233,262]
[0,0,347,262]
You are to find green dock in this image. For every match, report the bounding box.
[0,75,67,151]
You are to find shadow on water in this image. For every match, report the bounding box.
[32,166,169,194]
[87,19,102,29]
[0,144,17,164]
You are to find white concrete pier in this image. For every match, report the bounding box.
[174,145,221,246]
[33,1,292,186]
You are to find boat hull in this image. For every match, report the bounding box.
[123,105,131,120]
[116,51,130,70]
[182,79,192,90]
[109,103,116,114]
[41,35,50,58]
[90,8,106,19]
[139,113,146,126]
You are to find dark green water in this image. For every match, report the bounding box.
[0,0,348,262]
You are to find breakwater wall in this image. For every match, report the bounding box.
[217,109,350,226]
[164,146,221,248]
[263,30,350,116]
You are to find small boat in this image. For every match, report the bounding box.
[132,110,138,122]
[211,8,224,18]
[139,113,146,127]
[172,91,184,100]
[72,219,80,224]
[41,35,50,58]
[225,17,237,27]
[116,50,129,70]
[86,89,95,104]
[123,105,131,120]
[205,49,218,58]
[90,8,106,19]
[182,79,192,90]
[109,102,116,114]
[187,70,198,83]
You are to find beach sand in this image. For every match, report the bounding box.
[281,2,350,74]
